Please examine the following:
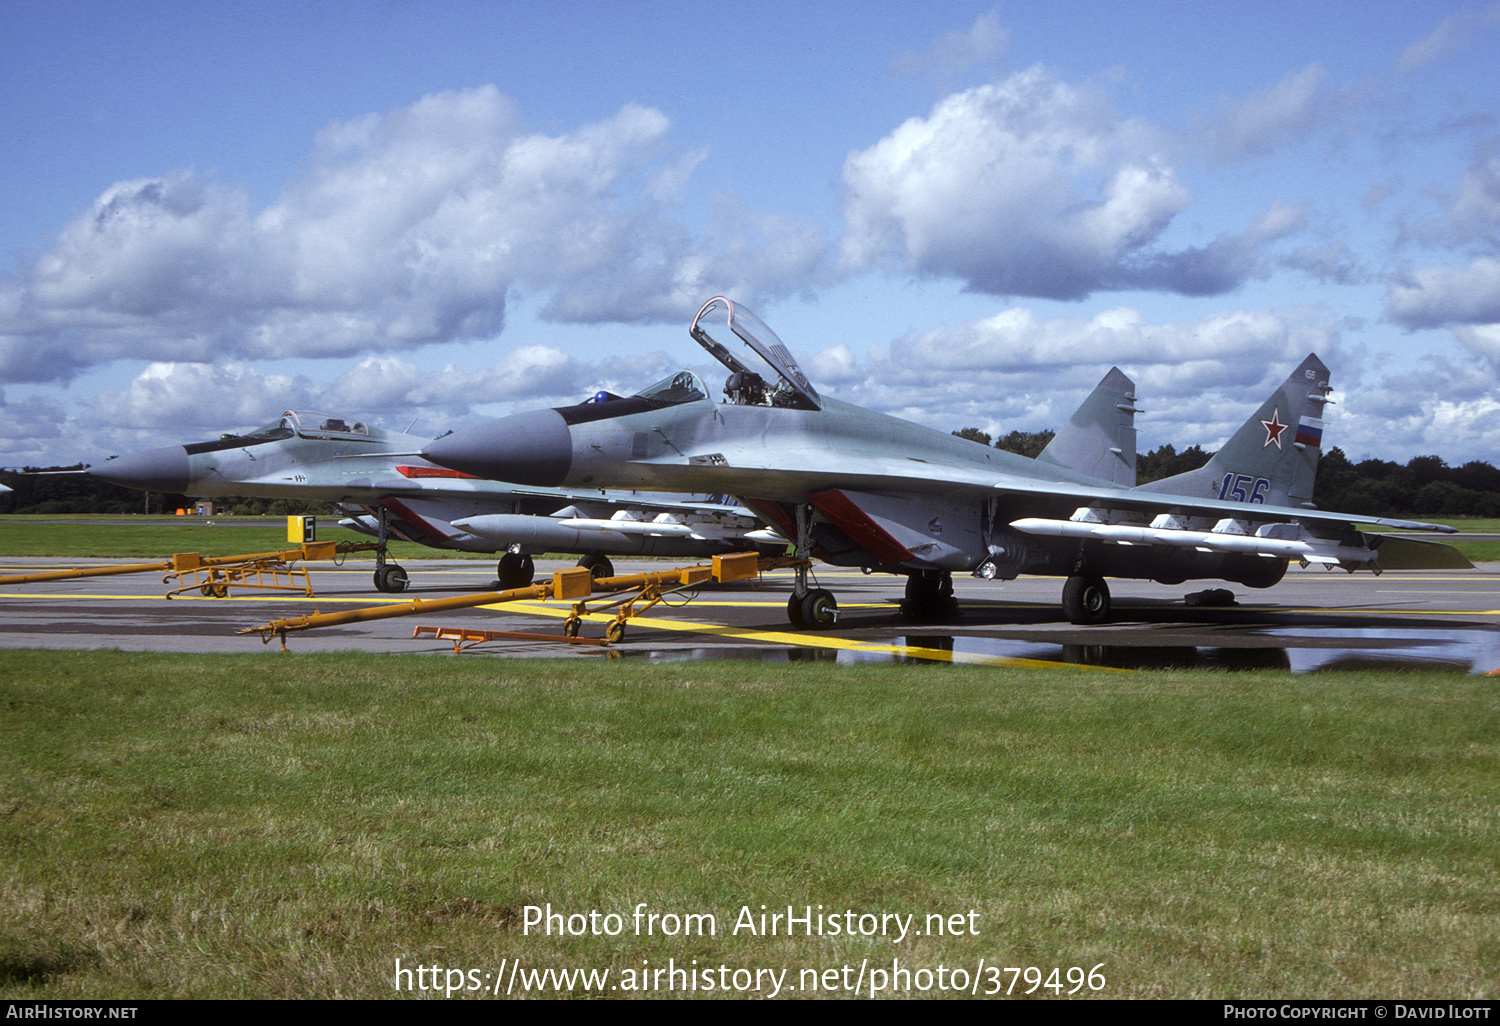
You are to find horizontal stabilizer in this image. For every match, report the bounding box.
[1366,534,1474,570]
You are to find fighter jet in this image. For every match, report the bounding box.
[88,409,780,593]
[422,296,1460,627]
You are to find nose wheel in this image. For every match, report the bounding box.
[370,506,408,593]
[801,588,838,628]
[373,564,409,593]
[783,503,838,629]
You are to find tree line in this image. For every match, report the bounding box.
[953,428,1500,518]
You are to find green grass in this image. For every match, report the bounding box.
[2,650,1496,999]
[0,516,485,562]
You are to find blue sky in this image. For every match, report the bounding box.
[3,0,1499,470]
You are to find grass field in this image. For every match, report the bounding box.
[1,650,1495,1000]
[0,516,490,562]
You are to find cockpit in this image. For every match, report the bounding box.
[559,298,819,423]
[690,297,821,411]
[634,370,709,405]
[223,411,377,445]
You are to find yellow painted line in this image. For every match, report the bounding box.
[490,601,1121,671]
[1280,607,1500,616]
[0,591,427,606]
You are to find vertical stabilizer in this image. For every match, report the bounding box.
[1140,354,1331,507]
[1037,367,1139,486]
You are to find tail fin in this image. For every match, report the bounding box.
[1037,367,1139,486]
[1139,354,1331,507]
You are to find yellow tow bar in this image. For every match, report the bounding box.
[240,552,803,651]
[1,541,382,597]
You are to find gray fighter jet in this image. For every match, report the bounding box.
[88,409,780,592]
[422,297,1460,628]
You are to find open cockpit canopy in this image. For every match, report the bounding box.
[690,297,821,411]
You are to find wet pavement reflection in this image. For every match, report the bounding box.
[622,626,1500,674]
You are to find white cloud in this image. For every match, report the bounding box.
[0,87,832,385]
[792,304,1329,453]
[1206,64,1329,162]
[892,11,1009,78]
[1453,323,1500,367]
[0,389,68,459]
[1404,145,1500,247]
[91,362,312,431]
[1394,1,1500,74]
[838,67,1296,300]
[325,346,589,413]
[1387,256,1500,328]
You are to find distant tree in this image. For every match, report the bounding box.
[994,430,1054,459]
[1136,444,1213,484]
[1408,455,1448,488]
[953,427,992,446]
[1454,460,1500,494]
[1313,446,1360,510]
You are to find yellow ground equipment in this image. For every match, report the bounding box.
[1,541,381,598]
[241,552,801,651]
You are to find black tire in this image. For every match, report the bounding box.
[901,572,957,620]
[800,588,838,629]
[578,554,614,580]
[1236,555,1289,589]
[563,618,581,638]
[786,593,808,629]
[376,565,408,594]
[498,553,535,591]
[1062,574,1111,625]
[605,621,626,643]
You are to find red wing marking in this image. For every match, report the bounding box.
[379,497,455,544]
[396,465,479,480]
[805,489,915,564]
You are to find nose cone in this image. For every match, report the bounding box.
[88,446,191,493]
[423,409,573,486]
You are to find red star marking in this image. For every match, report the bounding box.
[1261,408,1287,449]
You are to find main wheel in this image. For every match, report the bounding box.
[498,553,535,590]
[605,620,626,643]
[1062,574,1111,625]
[578,554,614,580]
[800,588,838,629]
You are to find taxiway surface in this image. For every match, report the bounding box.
[1,555,1497,672]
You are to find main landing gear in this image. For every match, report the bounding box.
[498,552,535,591]
[901,571,957,621]
[1061,573,1110,625]
[577,554,614,580]
[497,553,612,590]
